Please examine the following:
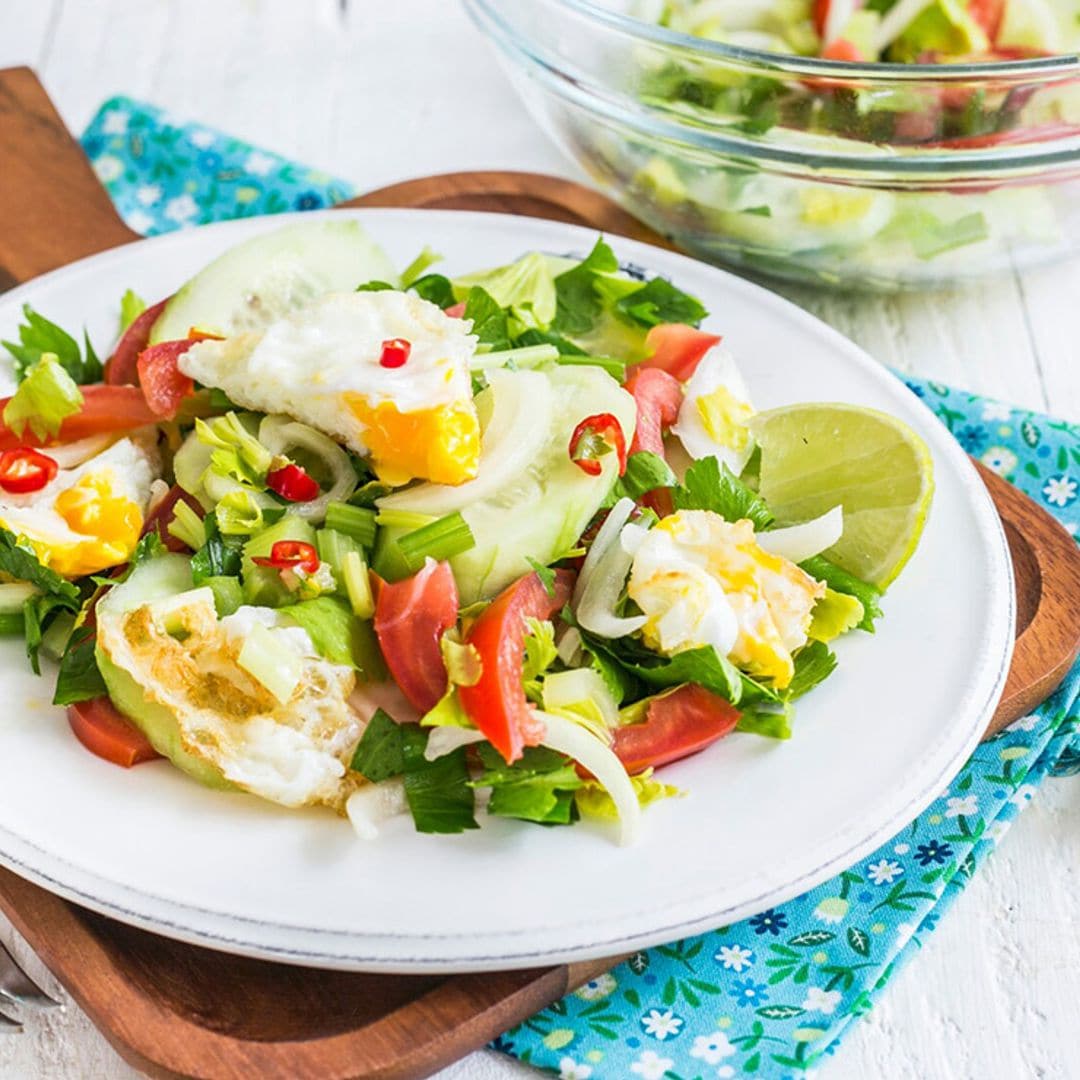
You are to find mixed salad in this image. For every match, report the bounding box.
[0,220,931,843]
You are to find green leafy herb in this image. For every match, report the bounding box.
[191,512,245,585]
[349,708,405,782]
[525,557,557,598]
[401,725,478,833]
[673,456,773,529]
[408,273,456,309]
[471,745,582,825]
[522,617,558,703]
[119,289,147,333]
[356,280,396,293]
[399,246,442,288]
[799,555,882,632]
[52,620,107,705]
[615,276,707,329]
[0,529,80,608]
[552,237,619,335]
[2,354,84,441]
[463,286,511,350]
[605,451,676,507]
[513,328,584,355]
[736,700,793,739]
[1,304,102,384]
[786,640,838,700]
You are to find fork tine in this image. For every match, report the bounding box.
[0,1006,21,1033]
[0,941,58,1008]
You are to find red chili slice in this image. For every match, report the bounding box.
[251,540,320,574]
[0,447,58,493]
[569,413,627,477]
[379,338,411,368]
[266,463,321,502]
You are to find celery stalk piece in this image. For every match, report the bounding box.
[237,622,303,704]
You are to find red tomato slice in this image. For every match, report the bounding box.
[967,0,1005,39]
[374,559,460,713]
[624,367,682,457]
[68,697,162,768]
[612,684,740,774]
[458,569,575,763]
[0,385,160,451]
[925,122,1080,150]
[821,38,864,61]
[445,301,467,318]
[136,340,197,419]
[141,484,208,553]
[104,298,167,386]
[632,323,721,383]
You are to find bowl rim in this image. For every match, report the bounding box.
[469,0,1080,173]
[544,0,1080,82]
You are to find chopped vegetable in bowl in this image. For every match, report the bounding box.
[0,219,932,844]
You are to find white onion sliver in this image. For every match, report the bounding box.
[346,778,407,840]
[537,710,641,846]
[556,626,583,665]
[424,727,485,761]
[757,506,844,564]
[259,415,356,523]
[45,432,116,469]
[573,496,635,607]
[576,538,647,639]
[873,0,935,51]
[620,522,650,557]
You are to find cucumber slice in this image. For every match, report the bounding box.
[378,365,636,604]
[149,219,399,344]
[96,553,233,790]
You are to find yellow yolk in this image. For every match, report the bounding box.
[696,385,754,451]
[346,396,480,486]
[50,474,143,577]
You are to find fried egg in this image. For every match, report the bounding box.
[628,510,825,688]
[671,348,756,476]
[97,589,365,809]
[179,290,481,486]
[0,437,158,578]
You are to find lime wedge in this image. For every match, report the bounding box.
[749,403,934,589]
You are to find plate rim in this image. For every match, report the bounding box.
[0,207,1015,972]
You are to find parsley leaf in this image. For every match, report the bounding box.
[735,700,793,739]
[0,529,80,608]
[52,620,107,705]
[356,280,396,293]
[673,457,773,529]
[615,276,707,328]
[408,273,456,310]
[552,237,619,335]
[190,512,244,585]
[1,304,102,383]
[463,286,510,349]
[471,745,582,825]
[786,640,837,700]
[604,451,676,508]
[401,725,478,833]
[349,708,405,782]
[799,555,882,632]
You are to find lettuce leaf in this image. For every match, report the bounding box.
[2,354,83,441]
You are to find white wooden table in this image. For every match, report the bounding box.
[1,2,1077,1077]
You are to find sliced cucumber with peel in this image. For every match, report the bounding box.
[149,219,399,343]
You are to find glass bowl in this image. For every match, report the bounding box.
[465,0,1080,291]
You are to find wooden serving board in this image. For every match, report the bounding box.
[0,66,1077,1080]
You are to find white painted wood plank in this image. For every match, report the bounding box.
[0,0,58,69]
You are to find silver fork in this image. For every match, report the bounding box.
[0,939,60,1032]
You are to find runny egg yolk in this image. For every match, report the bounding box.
[50,473,143,577]
[346,396,480,486]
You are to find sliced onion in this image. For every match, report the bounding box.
[823,0,858,44]
[556,626,583,665]
[575,500,647,639]
[874,0,935,51]
[537,710,641,846]
[259,415,357,522]
[757,506,843,564]
[377,369,553,516]
[573,496,634,607]
[424,726,486,761]
[346,779,407,840]
[44,432,117,469]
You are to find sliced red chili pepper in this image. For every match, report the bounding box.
[266,463,321,502]
[0,448,59,493]
[251,540,320,575]
[569,412,627,478]
[379,338,411,368]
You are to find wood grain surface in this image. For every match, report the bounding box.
[0,54,1076,1080]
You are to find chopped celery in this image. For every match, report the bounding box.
[39,610,75,660]
[0,611,24,636]
[241,514,317,608]
[166,500,208,551]
[203,576,244,617]
[374,507,435,532]
[470,343,559,371]
[237,622,303,704]
[397,512,475,573]
[324,501,378,548]
[342,550,375,619]
[316,527,361,587]
[0,581,38,613]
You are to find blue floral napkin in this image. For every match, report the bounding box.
[81,97,1080,1080]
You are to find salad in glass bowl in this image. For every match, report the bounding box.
[0,219,932,844]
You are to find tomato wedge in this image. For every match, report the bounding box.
[632,323,721,383]
[623,366,682,515]
[136,340,198,419]
[821,38,863,61]
[967,0,1004,39]
[458,569,575,763]
[0,385,160,451]
[374,559,460,713]
[612,684,740,774]
[141,484,207,553]
[68,697,161,768]
[104,298,168,385]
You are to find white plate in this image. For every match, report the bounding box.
[0,210,1013,973]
